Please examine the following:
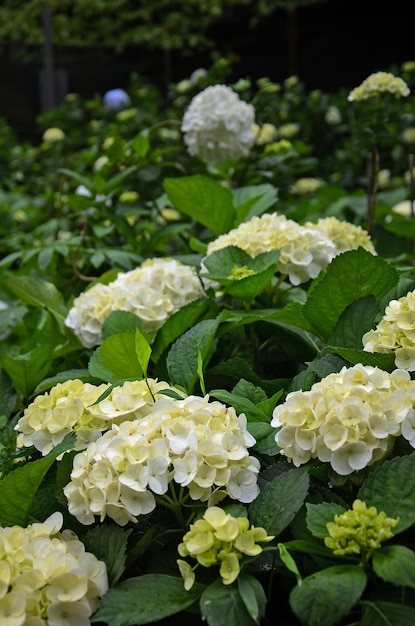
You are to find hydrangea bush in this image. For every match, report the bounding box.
[1,64,415,626]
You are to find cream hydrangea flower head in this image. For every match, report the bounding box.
[42,127,66,143]
[271,364,415,475]
[289,177,325,196]
[64,394,260,526]
[0,512,108,625]
[177,506,274,589]
[204,212,338,286]
[15,377,181,455]
[65,258,205,348]
[348,71,410,102]
[181,84,256,166]
[362,289,415,371]
[305,216,377,254]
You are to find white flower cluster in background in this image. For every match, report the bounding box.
[64,394,260,526]
[271,364,415,475]
[348,71,410,102]
[15,377,181,455]
[0,512,108,626]
[181,84,256,167]
[362,289,415,371]
[204,213,375,287]
[65,258,205,348]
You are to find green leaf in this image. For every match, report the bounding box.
[101,311,143,340]
[130,131,150,157]
[0,369,16,419]
[248,423,280,456]
[278,543,302,584]
[210,389,270,422]
[328,295,380,348]
[360,601,415,625]
[200,577,264,626]
[92,574,204,625]
[305,502,347,539]
[84,524,132,587]
[358,452,415,534]
[151,297,214,363]
[0,433,76,526]
[166,317,220,393]
[93,328,150,382]
[303,248,399,341]
[237,574,267,622]
[249,467,309,536]
[289,565,367,626]
[372,545,415,589]
[232,183,278,224]
[328,347,396,370]
[0,346,54,398]
[164,175,235,236]
[3,276,67,320]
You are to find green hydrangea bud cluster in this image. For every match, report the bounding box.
[325,499,399,557]
[177,506,274,589]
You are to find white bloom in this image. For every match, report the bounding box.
[64,395,259,525]
[271,364,415,475]
[65,258,205,347]
[348,71,410,102]
[181,84,256,166]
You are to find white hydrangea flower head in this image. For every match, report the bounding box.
[305,216,377,255]
[181,84,256,166]
[65,258,205,348]
[363,289,415,371]
[64,394,259,526]
[0,512,108,625]
[15,378,181,456]
[348,71,410,102]
[271,364,415,475]
[204,212,338,286]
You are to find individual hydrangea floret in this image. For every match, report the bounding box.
[0,512,108,625]
[271,364,415,475]
[15,377,181,455]
[64,395,260,526]
[325,499,399,556]
[204,212,338,286]
[363,289,415,371]
[65,258,205,348]
[177,506,274,589]
[181,84,256,166]
[348,71,410,102]
[305,216,377,254]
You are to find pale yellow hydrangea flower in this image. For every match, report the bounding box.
[391,200,414,216]
[252,122,278,145]
[325,499,398,556]
[363,289,415,373]
[15,377,181,455]
[42,127,66,143]
[65,258,205,348]
[177,506,274,588]
[348,71,410,102]
[64,395,260,526]
[305,216,376,254]
[271,364,415,475]
[204,212,338,286]
[289,177,325,196]
[0,512,108,625]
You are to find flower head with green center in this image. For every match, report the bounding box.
[177,506,274,589]
[325,499,399,558]
[348,71,410,102]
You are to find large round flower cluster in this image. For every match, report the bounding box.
[271,364,415,475]
[177,506,274,589]
[305,216,376,254]
[63,395,260,526]
[15,377,180,455]
[181,84,256,167]
[348,71,410,102]
[65,258,205,348]
[0,512,108,626]
[362,289,415,371]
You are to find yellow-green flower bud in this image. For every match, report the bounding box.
[325,499,399,557]
[228,265,256,281]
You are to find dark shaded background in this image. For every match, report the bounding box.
[0,0,413,137]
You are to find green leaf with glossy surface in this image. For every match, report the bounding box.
[360,601,415,625]
[372,545,415,588]
[200,577,265,626]
[290,565,367,626]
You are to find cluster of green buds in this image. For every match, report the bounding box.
[177,506,274,589]
[325,499,399,558]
